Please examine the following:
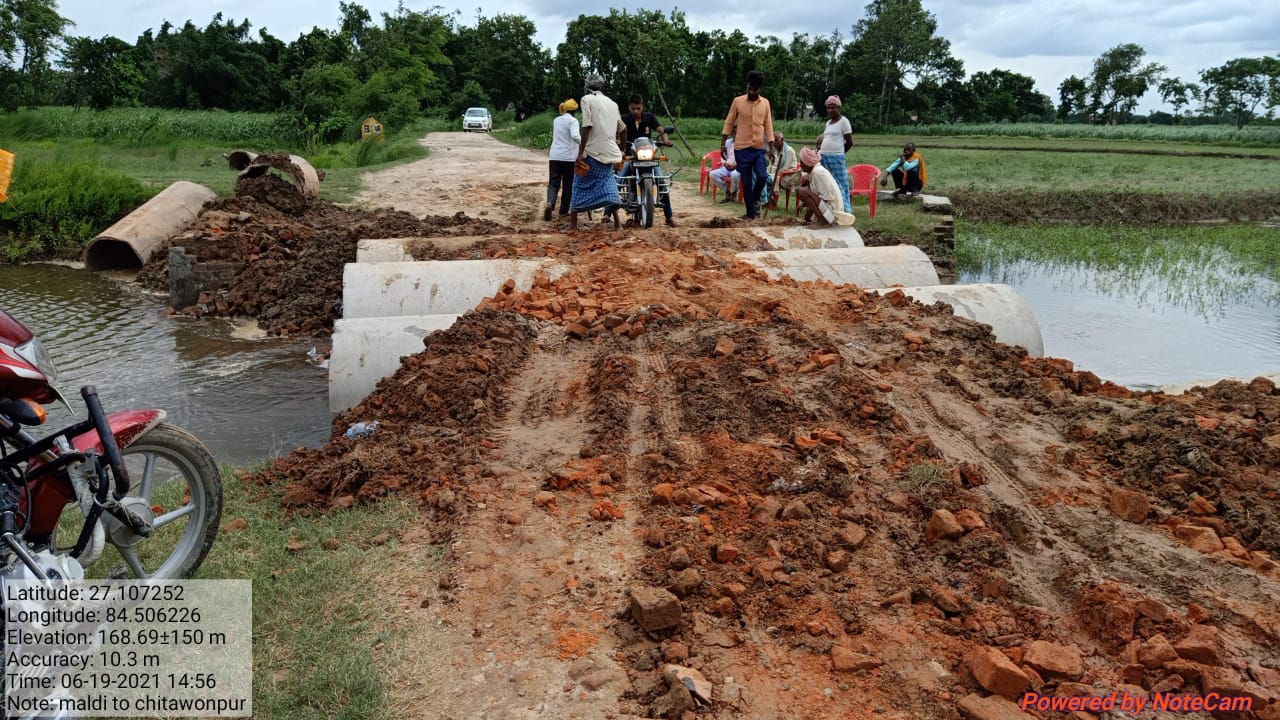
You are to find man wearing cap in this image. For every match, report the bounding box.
[546,98,582,221]
[816,95,854,212]
[720,70,774,220]
[796,146,855,229]
[570,74,627,231]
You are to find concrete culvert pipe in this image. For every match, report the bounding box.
[748,226,864,250]
[84,181,218,270]
[329,315,461,413]
[342,260,570,319]
[871,284,1045,357]
[226,150,257,171]
[736,246,939,288]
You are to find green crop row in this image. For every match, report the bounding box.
[0,107,302,148]
[886,122,1280,147]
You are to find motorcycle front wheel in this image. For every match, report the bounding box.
[55,422,223,579]
[639,176,655,229]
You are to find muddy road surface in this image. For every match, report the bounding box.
[355,131,738,227]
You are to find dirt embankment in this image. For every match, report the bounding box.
[250,236,1280,720]
[951,189,1280,225]
[136,174,517,335]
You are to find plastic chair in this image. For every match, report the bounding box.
[699,151,722,195]
[775,167,802,210]
[763,167,802,218]
[849,164,881,218]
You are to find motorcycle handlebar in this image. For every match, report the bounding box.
[81,386,131,499]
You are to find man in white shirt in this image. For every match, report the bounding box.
[795,146,854,228]
[546,98,581,221]
[570,74,626,231]
[710,138,741,202]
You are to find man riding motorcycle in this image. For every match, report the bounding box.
[619,94,676,227]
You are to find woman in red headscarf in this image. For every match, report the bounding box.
[815,95,854,213]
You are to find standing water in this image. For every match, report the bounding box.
[0,264,331,465]
[959,232,1280,389]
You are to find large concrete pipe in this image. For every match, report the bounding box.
[233,152,323,197]
[342,259,569,319]
[870,284,1044,357]
[356,236,508,263]
[737,246,939,288]
[329,314,461,413]
[749,226,864,249]
[84,181,218,270]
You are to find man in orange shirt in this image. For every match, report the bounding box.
[720,70,773,220]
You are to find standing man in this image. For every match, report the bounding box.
[546,98,581,221]
[570,74,626,231]
[720,70,773,220]
[621,94,676,226]
[816,95,854,212]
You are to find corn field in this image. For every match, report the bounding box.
[0,108,302,147]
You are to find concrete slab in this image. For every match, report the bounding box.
[329,314,461,413]
[921,194,953,212]
[737,246,939,287]
[341,259,568,319]
[870,284,1044,356]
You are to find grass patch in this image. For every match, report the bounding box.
[0,156,153,261]
[886,122,1280,147]
[195,468,431,720]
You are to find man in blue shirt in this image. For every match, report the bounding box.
[880,142,927,198]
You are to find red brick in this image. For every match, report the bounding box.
[713,336,736,357]
[1174,624,1224,666]
[1024,640,1085,681]
[1138,634,1179,669]
[927,509,965,541]
[956,694,1036,720]
[831,646,882,672]
[968,646,1031,700]
[714,544,740,563]
[1109,489,1151,523]
[1174,524,1224,553]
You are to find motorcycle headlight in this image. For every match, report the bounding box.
[15,337,58,382]
[636,147,655,161]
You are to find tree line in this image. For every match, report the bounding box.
[2,0,1278,141]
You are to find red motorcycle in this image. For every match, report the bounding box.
[0,308,222,583]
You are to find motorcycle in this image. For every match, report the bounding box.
[615,129,678,229]
[0,307,223,584]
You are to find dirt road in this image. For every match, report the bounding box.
[233,131,1280,719]
[354,131,740,227]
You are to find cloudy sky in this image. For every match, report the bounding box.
[56,0,1279,112]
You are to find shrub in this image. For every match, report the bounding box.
[0,158,153,261]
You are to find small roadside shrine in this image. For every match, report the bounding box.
[361,116,385,142]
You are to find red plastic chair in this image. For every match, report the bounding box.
[699,151,723,195]
[849,164,881,218]
[763,167,803,217]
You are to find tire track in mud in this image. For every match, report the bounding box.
[378,333,653,720]
[896,379,1280,663]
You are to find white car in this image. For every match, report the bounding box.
[462,107,492,132]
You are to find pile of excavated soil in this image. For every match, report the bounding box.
[136,174,516,335]
[250,235,1280,719]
